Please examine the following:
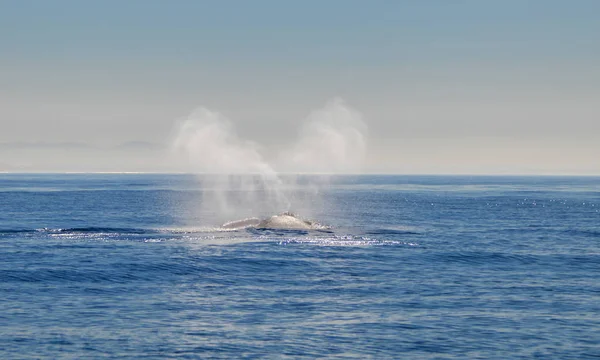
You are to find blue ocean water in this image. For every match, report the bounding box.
[1,174,599,359]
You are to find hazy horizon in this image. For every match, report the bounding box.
[1,1,599,175]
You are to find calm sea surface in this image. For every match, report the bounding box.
[1,174,599,359]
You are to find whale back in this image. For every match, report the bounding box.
[221,217,261,229]
[221,213,323,230]
[257,214,312,230]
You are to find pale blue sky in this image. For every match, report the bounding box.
[1,1,599,173]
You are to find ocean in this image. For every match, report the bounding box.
[1,174,599,359]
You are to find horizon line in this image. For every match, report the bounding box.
[1,171,599,177]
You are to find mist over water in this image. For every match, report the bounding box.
[171,98,367,225]
[171,108,288,223]
[280,98,367,174]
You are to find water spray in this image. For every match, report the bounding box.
[171,98,367,225]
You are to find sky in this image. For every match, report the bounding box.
[1,0,599,174]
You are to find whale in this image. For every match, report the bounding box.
[221,212,321,230]
[221,217,261,229]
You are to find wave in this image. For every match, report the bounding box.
[0,225,320,236]
[0,229,38,234]
[275,235,418,247]
[0,260,220,284]
[1,225,322,235]
[48,227,150,234]
[429,251,540,266]
[0,226,417,247]
[0,227,153,235]
[562,229,600,238]
[364,228,421,236]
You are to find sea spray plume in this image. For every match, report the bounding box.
[171,107,290,223]
[280,98,368,174]
[273,98,368,222]
[170,99,367,226]
[172,108,263,173]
